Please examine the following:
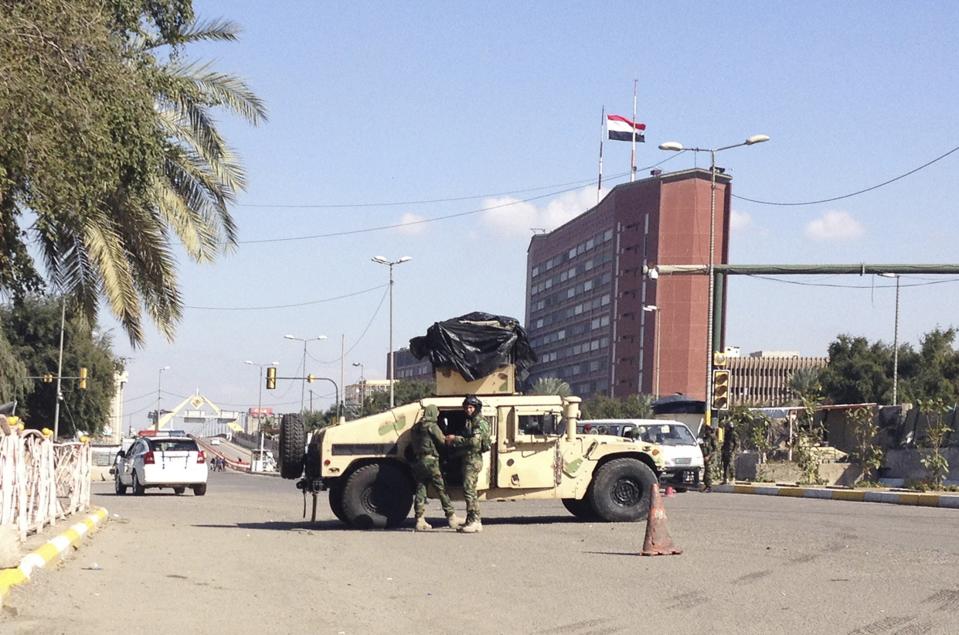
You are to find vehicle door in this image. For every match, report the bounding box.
[495,406,564,489]
[121,440,144,483]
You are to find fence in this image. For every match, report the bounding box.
[0,415,92,541]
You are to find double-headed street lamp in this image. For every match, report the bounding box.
[244,360,279,431]
[879,273,902,405]
[659,134,769,425]
[284,335,327,412]
[371,255,412,409]
[155,365,170,432]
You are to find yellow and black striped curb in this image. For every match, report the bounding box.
[713,483,959,508]
[0,507,109,605]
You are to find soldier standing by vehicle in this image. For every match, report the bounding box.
[700,424,718,492]
[721,420,739,485]
[410,405,464,531]
[446,395,491,534]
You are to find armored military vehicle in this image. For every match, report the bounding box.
[277,314,666,528]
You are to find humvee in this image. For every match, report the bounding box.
[278,367,666,529]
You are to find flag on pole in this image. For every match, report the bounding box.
[607,114,646,143]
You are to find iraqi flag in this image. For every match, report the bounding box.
[607,114,646,142]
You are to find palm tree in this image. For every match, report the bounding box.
[788,368,822,403]
[530,377,572,398]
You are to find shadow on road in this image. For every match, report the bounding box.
[193,520,349,531]
[94,492,189,498]
[583,550,643,557]
[480,515,581,526]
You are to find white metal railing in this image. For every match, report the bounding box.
[0,416,92,541]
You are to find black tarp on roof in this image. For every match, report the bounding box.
[409,312,537,381]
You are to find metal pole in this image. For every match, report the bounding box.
[256,363,263,433]
[155,368,163,432]
[389,263,395,409]
[630,80,637,182]
[892,276,901,406]
[52,297,66,439]
[654,310,662,397]
[340,334,345,422]
[309,389,313,414]
[704,149,717,426]
[300,341,307,413]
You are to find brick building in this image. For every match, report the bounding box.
[525,168,731,399]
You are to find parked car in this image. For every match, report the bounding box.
[578,419,704,491]
[112,436,208,496]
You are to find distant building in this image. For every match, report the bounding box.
[525,168,732,399]
[728,355,828,406]
[749,350,801,359]
[345,379,393,408]
[389,347,433,383]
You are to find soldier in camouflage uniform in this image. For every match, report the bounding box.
[410,405,464,531]
[700,424,718,492]
[721,420,739,485]
[446,394,491,534]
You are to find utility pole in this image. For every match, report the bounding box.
[52,297,66,439]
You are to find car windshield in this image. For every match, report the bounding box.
[149,439,198,452]
[632,424,696,446]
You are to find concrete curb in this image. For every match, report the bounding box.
[0,507,109,605]
[713,483,959,509]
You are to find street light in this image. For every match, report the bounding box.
[879,273,902,405]
[659,134,769,425]
[284,335,327,413]
[352,362,365,409]
[371,255,412,408]
[244,360,279,432]
[643,305,662,397]
[155,366,170,432]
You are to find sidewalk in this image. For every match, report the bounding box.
[713,483,959,508]
[0,508,109,607]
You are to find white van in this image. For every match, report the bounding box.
[579,419,704,491]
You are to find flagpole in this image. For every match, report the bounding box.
[630,79,637,182]
[598,106,605,203]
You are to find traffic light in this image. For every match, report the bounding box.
[712,369,731,411]
[79,367,88,390]
[306,374,315,383]
[266,366,277,390]
[42,373,54,383]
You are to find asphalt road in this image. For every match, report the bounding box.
[6,473,959,634]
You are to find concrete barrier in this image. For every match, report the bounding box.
[717,483,959,509]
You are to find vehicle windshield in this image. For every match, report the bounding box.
[149,439,198,452]
[632,424,696,446]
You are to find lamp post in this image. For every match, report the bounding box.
[879,273,901,405]
[284,335,327,413]
[244,360,279,432]
[642,305,661,397]
[659,134,769,425]
[371,255,412,408]
[52,296,66,439]
[155,366,170,432]
[352,362,365,408]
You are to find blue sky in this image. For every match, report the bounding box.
[108,1,959,424]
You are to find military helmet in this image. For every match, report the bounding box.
[422,404,439,420]
[462,394,483,410]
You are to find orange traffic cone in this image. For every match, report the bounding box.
[640,483,683,556]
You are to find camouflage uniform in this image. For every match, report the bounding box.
[721,422,739,484]
[410,405,460,529]
[450,408,491,528]
[700,425,718,491]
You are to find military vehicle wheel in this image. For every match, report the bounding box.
[341,462,413,529]
[589,458,657,522]
[278,413,306,480]
[328,481,348,524]
[561,498,598,520]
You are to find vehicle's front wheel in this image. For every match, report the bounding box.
[561,497,598,520]
[193,484,207,496]
[328,481,348,524]
[132,471,145,496]
[341,462,413,529]
[588,458,657,522]
[115,473,127,496]
[278,413,306,480]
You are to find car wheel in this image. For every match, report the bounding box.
[174,487,186,495]
[561,497,598,520]
[132,471,145,496]
[588,458,657,522]
[278,413,306,480]
[341,462,413,529]
[328,481,348,524]
[193,484,207,496]
[115,473,127,496]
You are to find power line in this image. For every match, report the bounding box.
[743,274,959,289]
[734,144,959,206]
[309,285,390,366]
[183,284,387,311]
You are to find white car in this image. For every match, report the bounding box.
[112,436,208,496]
[579,419,704,491]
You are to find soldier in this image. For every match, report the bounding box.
[410,405,463,531]
[446,394,491,534]
[721,420,739,485]
[700,424,718,492]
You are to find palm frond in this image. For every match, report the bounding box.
[83,210,142,343]
[164,61,267,125]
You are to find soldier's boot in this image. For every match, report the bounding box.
[458,516,482,534]
[414,515,432,532]
[446,513,465,529]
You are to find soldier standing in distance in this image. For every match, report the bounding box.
[446,394,491,534]
[721,420,739,485]
[410,405,463,531]
[700,424,718,492]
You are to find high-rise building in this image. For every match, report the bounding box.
[525,168,731,399]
